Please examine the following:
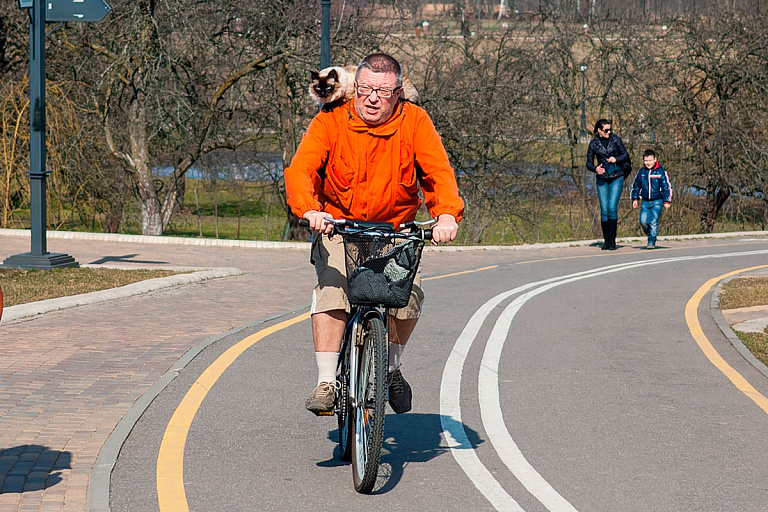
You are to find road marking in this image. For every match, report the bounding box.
[155,263,498,510]
[516,241,767,265]
[424,265,498,281]
[446,249,768,510]
[685,266,768,415]
[156,312,310,512]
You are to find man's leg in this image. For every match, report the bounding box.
[306,233,349,415]
[388,316,418,372]
[385,280,423,414]
[312,309,346,383]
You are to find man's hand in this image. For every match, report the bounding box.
[303,210,334,235]
[431,214,459,244]
[663,202,671,209]
[632,200,638,209]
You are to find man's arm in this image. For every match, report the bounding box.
[411,109,464,232]
[284,116,331,220]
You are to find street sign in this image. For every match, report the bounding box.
[46,0,111,22]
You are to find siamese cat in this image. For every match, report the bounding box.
[309,65,419,111]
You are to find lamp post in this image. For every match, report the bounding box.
[3,0,77,269]
[320,0,331,68]
[579,64,588,142]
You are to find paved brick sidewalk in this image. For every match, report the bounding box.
[0,235,319,511]
[0,232,508,511]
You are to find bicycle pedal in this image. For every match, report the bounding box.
[316,410,333,416]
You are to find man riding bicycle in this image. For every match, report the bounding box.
[285,53,464,416]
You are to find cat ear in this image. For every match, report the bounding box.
[310,70,319,80]
[327,69,339,81]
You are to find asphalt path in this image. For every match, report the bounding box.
[110,237,768,511]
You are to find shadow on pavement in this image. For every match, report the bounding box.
[0,445,72,493]
[319,413,482,494]
[89,254,168,265]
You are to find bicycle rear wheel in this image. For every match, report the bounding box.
[351,315,387,493]
[337,338,352,462]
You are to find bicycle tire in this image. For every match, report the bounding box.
[337,338,352,462]
[351,315,387,493]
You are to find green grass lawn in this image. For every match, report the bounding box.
[720,276,768,368]
[0,268,183,307]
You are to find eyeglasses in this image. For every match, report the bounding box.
[356,84,400,98]
[601,127,612,133]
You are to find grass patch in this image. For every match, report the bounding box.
[0,268,183,307]
[732,331,768,368]
[719,277,768,310]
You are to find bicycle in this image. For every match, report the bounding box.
[300,216,433,493]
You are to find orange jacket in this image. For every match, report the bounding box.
[285,101,464,228]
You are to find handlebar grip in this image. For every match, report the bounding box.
[423,229,433,241]
[298,218,309,227]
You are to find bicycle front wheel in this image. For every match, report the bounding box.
[351,315,387,493]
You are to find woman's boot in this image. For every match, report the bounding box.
[607,219,618,250]
[601,221,611,250]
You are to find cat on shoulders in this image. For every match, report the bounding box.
[309,65,419,112]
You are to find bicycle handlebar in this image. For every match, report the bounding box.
[298,217,434,241]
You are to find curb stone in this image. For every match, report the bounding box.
[711,277,768,380]
[0,267,243,324]
[2,227,768,253]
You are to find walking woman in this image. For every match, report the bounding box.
[586,119,630,250]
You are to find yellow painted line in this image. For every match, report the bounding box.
[156,311,310,511]
[685,265,768,415]
[423,265,498,281]
[156,262,499,510]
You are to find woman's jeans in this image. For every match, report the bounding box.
[639,199,664,244]
[596,176,624,221]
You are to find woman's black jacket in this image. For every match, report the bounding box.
[586,134,630,179]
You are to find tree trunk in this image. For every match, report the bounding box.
[699,177,731,233]
[129,93,163,235]
[275,58,309,242]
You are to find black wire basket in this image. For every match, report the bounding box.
[343,233,424,308]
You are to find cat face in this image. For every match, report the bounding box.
[309,69,340,99]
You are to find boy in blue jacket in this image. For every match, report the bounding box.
[631,149,672,249]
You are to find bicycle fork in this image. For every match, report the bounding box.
[346,309,387,411]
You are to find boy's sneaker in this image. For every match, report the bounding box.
[305,381,339,415]
[647,243,656,250]
[388,369,412,414]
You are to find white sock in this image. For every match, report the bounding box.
[388,342,405,373]
[316,351,340,386]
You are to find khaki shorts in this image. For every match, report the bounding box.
[310,234,424,320]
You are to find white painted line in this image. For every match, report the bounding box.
[445,248,768,510]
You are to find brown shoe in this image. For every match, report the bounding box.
[305,381,339,415]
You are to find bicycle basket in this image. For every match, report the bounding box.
[343,233,424,308]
